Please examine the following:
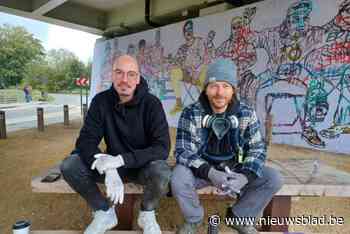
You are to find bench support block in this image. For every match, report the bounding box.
[261,196,291,232]
[115,194,137,230]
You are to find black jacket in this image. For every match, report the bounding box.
[75,77,170,168]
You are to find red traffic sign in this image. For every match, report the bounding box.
[76,77,89,86]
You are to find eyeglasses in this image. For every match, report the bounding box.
[113,68,139,81]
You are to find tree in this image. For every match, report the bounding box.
[24,48,90,93]
[0,24,44,87]
[45,49,86,92]
[85,59,92,80]
[24,58,50,92]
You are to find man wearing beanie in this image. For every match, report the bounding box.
[171,58,283,234]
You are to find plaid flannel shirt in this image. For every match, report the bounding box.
[175,101,266,177]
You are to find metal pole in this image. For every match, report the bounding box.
[63,105,69,126]
[85,86,88,107]
[83,103,87,121]
[80,86,83,115]
[37,107,44,132]
[0,110,7,139]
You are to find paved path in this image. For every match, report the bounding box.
[0,94,84,132]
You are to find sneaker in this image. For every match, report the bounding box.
[137,210,161,234]
[84,207,118,234]
[320,124,350,139]
[301,127,325,148]
[176,221,201,234]
[320,125,342,139]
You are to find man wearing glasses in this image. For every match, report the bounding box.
[60,54,171,234]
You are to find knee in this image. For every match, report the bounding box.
[60,154,81,178]
[170,164,194,194]
[148,160,172,181]
[147,160,172,190]
[265,167,284,193]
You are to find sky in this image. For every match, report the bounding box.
[0,12,100,63]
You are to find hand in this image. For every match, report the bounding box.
[221,166,248,195]
[91,153,125,174]
[217,187,238,199]
[105,168,124,205]
[208,167,234,189]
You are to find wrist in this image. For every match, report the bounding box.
[105,168,118,175]
[239,169,256,182]
[207,167,217,180]
[190,161,211,180]
[198,163,212,180]
[116,155,125,168]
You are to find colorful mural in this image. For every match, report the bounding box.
[90,0,350,154]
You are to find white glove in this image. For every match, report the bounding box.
[221,166,248,196]
[91,153,125,174]
[218,187,238,199]
[105,168,124,205]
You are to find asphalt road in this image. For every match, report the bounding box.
[0,93,84,132]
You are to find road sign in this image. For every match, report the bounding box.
[75,77,89,86]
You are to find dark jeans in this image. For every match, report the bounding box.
[60,154,172,212]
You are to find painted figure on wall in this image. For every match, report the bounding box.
[112,38,123,60]
[90,0,350,154]
[304,0,350,140]
[99,41,114,93]
[127,43,137,57]
[253,0,326,148]
[216,7,258,107]
[149,29,165,79]
[169,20,208,115]
[206,30,216,63]
[147,30,167,99]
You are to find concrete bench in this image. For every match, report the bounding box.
[31,231,301,234]
[31,158,350,232]
[31,231,317,234]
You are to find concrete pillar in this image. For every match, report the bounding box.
[0,110,6,139]
[37,107,44,132]
[63,105,69,126]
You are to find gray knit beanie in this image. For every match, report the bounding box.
[204,58,238,87]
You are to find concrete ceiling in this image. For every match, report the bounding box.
[72,0,137,11]
[0,0,262,37]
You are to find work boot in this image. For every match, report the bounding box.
[176,221,202,234]
[226,206,258,234]
[230,223,259,234]
[84,207,118,234]
[301,126,325,148]
[137,210,161,234]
